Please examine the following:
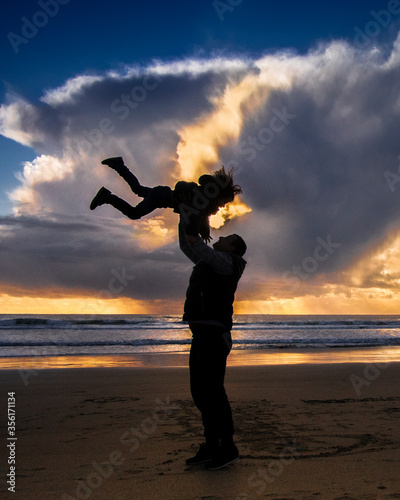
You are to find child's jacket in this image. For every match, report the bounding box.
[172,179,219,239]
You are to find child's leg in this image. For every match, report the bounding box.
[101,157,151,198]
[116,165,152,198]
[106,185,173,220]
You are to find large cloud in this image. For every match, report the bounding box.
[2,39,400,309]
[225,42,400,273]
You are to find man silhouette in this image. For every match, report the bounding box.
[179,218,247,470]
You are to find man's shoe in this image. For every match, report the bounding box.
[205,445,239,470]
[186,444,216,465]
[101,157,124,170]
[90,187,111,210]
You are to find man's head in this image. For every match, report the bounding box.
[213,234,247,257]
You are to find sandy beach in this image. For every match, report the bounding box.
[1,357,400,499]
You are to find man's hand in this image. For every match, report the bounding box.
[185,234,197,245]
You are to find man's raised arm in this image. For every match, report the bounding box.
[179,219,200,264]
[179,218,234,275]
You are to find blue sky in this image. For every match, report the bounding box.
[1,0,395,213]
[2,1,393,96]
[2,0,400,313]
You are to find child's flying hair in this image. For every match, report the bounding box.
[198,166,242,204]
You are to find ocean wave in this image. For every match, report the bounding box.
[0,338,192,348]
[234,320,400,330]
[1,337,400,349]
[2,315,400,330]
[1,314,400,357]
[0,316,186,330]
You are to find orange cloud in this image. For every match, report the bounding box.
[127,213,176,250]
[175,74,268,181]
[210,199,252,229]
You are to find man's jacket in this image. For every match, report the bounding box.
[179,222,246,330]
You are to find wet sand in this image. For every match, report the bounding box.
[1,359,400,499]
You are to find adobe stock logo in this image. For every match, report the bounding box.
[353,1,400,49]
[7,0,72,54]
[213,0,244,21]
[384,155,400,193]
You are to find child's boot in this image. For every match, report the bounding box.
[90,187,111,210]
[101,157,124,172]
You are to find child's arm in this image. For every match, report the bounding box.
[174,184,213,240]
[199,215,212,243]
[178,219,201,264]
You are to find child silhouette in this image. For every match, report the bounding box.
[90,157,242,241]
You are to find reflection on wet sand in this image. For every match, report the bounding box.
[2,346,400,369]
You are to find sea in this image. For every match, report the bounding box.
[1,315,400,361]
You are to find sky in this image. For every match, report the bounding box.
[1,0,400,314]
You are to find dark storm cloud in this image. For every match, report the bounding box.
[221,41,400,279]
[0,213,190,300]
